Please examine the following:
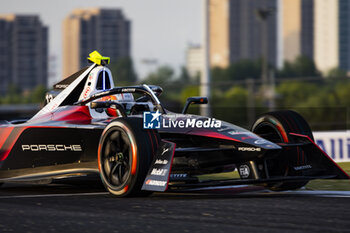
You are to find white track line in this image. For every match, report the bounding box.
[0,192,109,199]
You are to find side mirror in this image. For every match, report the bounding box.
[182,97,208,114]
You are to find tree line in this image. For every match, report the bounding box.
[1,55,349,130]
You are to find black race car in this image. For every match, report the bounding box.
[0,51,348,197]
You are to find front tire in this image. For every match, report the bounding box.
[251,110,314,191]
[98,118,160,197]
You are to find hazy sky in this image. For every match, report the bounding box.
[1,0,202,84]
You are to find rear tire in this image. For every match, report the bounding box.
[98,118,160,197]
[251,110,314,191]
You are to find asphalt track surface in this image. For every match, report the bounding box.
[0,181,350,233]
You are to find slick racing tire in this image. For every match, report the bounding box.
[251,110,314,191]
[98,117,160,197]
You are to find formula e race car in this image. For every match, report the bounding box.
[0,51,348,197]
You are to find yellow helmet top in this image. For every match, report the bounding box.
[87,50,110,65]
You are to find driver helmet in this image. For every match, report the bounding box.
[99,93,134,117]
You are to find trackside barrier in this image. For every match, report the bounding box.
[313,131,350,163]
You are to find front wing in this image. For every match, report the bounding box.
[142,133,349,192]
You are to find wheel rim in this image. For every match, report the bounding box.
[101,128,132,189]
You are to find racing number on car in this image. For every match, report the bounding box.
[45,93,54,104]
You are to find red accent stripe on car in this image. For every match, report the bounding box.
[51,106,92,122]
[0,127,14,150]
[152,130,159,148]
[0,127,26,161]
[147,131,155,155]
[190,131,241,142]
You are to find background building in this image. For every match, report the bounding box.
[210,0,277,68]
[314,0,350,74]
[0,14,48,95]
[186,45,203,78]
[278,0,314,65]
[63,8,131,78]
[314,0,339,74]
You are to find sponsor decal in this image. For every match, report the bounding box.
[22,144,82,152]
[162,147,169,155]
[227,131,240,135]
[54,84,69,89]
[145,179,167,187]
[228,131,255,136]
[239,165,250,178]
[315,135,350,161]
[142,141,175,192]
[170,174,188,178]
[82,86,91,99]
[150,168,168,176]
[254,139,268,145]
[155,159,168,165]
[293,165,312,171]
[121,88,136,92]
[238,147,261,152]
